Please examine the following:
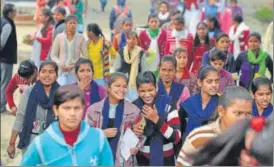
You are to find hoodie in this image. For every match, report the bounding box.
[20,121,114,166]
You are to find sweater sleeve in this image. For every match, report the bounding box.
[80,37,88,58]
[50,35,61,65]
[227,55,237,73]
[177,107,188,136]
[20,138,42,166]
[98,130,115,166]
[155,109,181,144]
[112,36,119,51]
[109,45,117,59]
[164,37,171,55]
[113,52,122,72]
[5,74,19,109]
[12,87,31,132]
[36,26,53,44]
[0,23,12,50]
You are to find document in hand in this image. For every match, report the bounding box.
[120,128,139,161]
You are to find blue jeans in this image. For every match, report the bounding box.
[100,0,107,11]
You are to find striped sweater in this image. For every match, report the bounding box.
[176,118,222,166]
[134,103,181,163]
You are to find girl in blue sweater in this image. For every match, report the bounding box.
[20,85,114,166]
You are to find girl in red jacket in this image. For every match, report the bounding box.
[6,60,37,115]
[139,14,167,77]
[31,8,54,67]
[190,22,214,76]
[164,15,194,68]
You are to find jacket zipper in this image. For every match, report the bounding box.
[70,147,78,166]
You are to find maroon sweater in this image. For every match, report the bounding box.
[60,125,81,146]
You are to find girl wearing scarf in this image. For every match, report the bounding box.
[133,71,181,166]
[209,50,235,94]
[251,76,273,118]
[86,23,117,87]
[174,48,197,95]
[20,85,114,166]
[202,33,236,73]
[74,58,106,119]
[112,18,137,52]
[235,33,273,89]
[139,14,167,78]
[177,86,253,166]
[85,72,140,166]
[190,22,213,76]
[164,15,194,68]
[157,2,170,27]
[51,15,88,86]
[30,8,54,67]
[179,66,220,136]
[7,61,59,158]
[158,56,191,109]
[114,32,145,101]
[229,14,250,61]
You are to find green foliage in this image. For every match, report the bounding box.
[255,7,273,23]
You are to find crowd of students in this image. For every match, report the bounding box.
[1,0,273,166]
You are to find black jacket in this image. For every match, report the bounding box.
[0,17,17,64]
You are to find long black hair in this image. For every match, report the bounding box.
[87,23,104,37]
[207,16,221,30]
[194,22,211,47]
[41,8,54,37]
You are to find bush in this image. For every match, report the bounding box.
[254,7,273,23]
